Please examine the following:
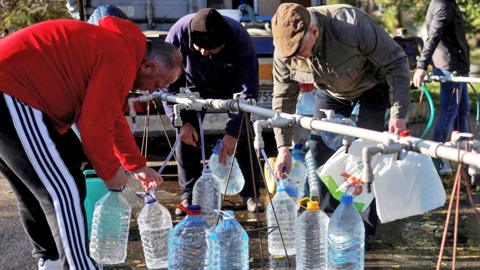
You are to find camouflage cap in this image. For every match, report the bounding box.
[272,3,311,58]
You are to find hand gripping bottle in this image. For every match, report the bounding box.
[285,144,307,201]
[208,140,245,195]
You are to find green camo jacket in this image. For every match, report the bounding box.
[272,4,410,148]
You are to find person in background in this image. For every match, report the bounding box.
[413,0,470,174]
[0,15,181,269]
[164,8,263,215]
[271,3,410,236]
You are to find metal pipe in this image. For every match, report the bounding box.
[425,74,480,84]
[147,92,480,169]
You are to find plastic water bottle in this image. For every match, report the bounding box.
[285,144,307,201]
[305,149,320,198]
[296,91,315,116]
[89,189,132,265]
[137,193,173,269]
[295,200,329,270]
[168,205,209,269]
[208,140,245,195]
[210,211,249,269]
[320,111,356,151]
[328,194,365,269]
[267,180,297,256]
[192,167,222,227]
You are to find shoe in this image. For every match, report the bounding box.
[245,197,264,213]
[38,258,62,270]
[175,199,190,216]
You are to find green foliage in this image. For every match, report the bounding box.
[471,48,480,65]
[0,0,71,32]
[458,0,480,37]
[376,0,480,38]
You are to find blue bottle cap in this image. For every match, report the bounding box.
[145,197,157,204]
[293,143,303,150]
[189,205,201,211]
[340,194,353,204]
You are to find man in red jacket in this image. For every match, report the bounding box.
[0,16,182,269]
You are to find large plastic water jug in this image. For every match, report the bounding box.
[295,200,329,269]
[208,140,245,195]
[327,194,365,269]
[209,210,249,269]
[89,188,132,265]
[285,144,307,201]
[137,193,173,269]
[192,167,222,227]
[267,180,297,256]
[168,205,210,269]
[320,112,356,151]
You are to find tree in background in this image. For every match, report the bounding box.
[0,0,71,33]
[375,0,480,38]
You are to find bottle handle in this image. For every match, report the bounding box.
[297,197,310,210]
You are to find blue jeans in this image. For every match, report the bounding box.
[432,68,469,142]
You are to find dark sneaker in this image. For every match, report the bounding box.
[175,199,190,216]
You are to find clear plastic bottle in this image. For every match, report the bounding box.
[285,144,307,201]
[209,211,249,270]
[305,149,320,199]
[89,189,132,265]
[208,140,245,195]
[168,205,210,270]
[327,194,365,269]
[137,194,173,269]
[295,200,329,270]
[320,112,356,151]
[192,167,222,227]
[267,180,297,256]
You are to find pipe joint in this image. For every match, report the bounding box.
[173,104,188,127]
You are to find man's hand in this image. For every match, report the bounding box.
[180,122,198,147]
[413,69,427,88]
[219,134,237,166]
[274,146,292,179]
[388,118,406,135]
[104,166,129,190]
[131,166,163,192]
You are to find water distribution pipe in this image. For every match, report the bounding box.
[128,91,480,169]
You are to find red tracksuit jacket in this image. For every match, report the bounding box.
[0,17,147,180]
